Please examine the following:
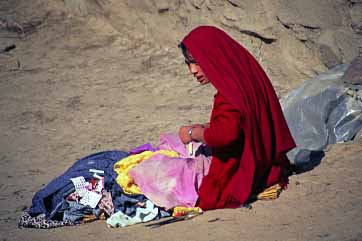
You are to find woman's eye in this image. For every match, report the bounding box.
[184,59,197,65]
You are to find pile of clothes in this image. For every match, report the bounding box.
[18,134,211,229]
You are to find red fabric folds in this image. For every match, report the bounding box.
[182,26,296,210]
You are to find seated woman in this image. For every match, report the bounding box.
[178,26,296,211]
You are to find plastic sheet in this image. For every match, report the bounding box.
[281,64,362,171]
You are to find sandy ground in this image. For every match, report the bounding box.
[1,1,362,240]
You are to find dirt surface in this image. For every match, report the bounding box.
[0,1,362,240]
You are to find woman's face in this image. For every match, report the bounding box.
[184,51,210,85]
[187,63,210,85]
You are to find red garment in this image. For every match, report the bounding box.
[182,26,296,210]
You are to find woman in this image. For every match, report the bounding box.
[178,26,296,211]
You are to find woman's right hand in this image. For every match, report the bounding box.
[178,125,192,144]
[179,124,207,144]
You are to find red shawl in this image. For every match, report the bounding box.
[182,26,296,210]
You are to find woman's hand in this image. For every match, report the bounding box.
[179,125,192,144]
[179,124,207,144]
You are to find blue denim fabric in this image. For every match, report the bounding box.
[62,201,101,223]
[111,185,147,216]
[28,150,128,218]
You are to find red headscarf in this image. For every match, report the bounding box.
[182,26,296,209]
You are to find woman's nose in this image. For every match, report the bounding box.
[188,63,198,74]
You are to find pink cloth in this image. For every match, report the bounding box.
[129,133,211,210]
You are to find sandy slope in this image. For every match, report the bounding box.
[0,1,361,240]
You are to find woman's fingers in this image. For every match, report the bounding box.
[179,126,192,144]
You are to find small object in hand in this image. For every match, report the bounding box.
[188,142,193,156]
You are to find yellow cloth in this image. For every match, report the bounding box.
[114,150,179,194]
[256,183,283,200]
[172,206,203,217]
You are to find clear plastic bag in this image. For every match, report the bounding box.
[281,64,362,171]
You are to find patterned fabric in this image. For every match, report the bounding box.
[106,200,159,228]
[66,191,80,202]
[18,211,74,229]
[98,191,114,216]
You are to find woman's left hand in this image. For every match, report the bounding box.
[179,125,192,144]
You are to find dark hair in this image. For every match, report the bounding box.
[178,42,197,64]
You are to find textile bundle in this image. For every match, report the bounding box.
[19,134,211,228]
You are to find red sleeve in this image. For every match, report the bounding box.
[204,93,241,147]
